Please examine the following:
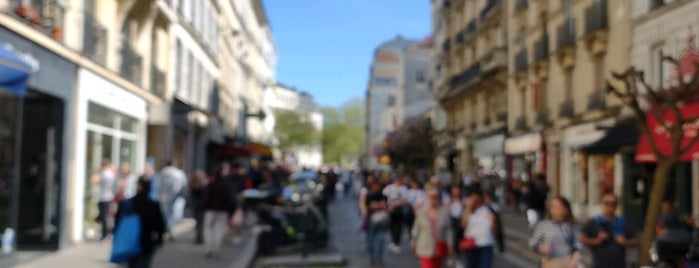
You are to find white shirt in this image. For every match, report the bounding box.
[465,206,495,247]
[448,198,464,218]
[382,184,408,206]
[406,189,425,207]
[98,169,116,202]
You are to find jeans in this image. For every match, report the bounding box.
[194,207,205,244]
[97,201,111,240]
[389,206,413,244]
[204,211,229,254]
[128,253,153,268]
[366,227,388,262]
[463,246,493,268]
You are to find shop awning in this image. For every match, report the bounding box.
[0,44,32,96]
[249,142,273,157]
[582,126,638,155]
[505,133,542,155]
[635,101,699,163]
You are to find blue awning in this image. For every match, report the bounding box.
[0,44,32,96]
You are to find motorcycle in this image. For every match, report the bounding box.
[650,229,699,268]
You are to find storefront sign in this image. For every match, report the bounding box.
[473,134,505,157]
[505,133,542,155]
[563,118,614,148]
[636,101,699,162]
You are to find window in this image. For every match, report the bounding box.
[651,44,665,88]
[387,95,396,106]
[416,70,426,83]
[175,40,181,92]
[374,77,396,86]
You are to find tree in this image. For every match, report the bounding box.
[273,110,319,151]
[321,99,365,166]
[607,52,699,265]
[383,116,436,173]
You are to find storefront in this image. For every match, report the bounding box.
[473,133,506,180]
[505,132,546,182]
[0,26,77,252]
[71,69,147,242]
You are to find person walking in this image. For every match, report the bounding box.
[580,193,638,268]
[91,158,117,241]
[411,188,453,268]
[365,181,389,267]
[189,169,208,244]
[460,189,496,268]
[384,175,411,253]
[114,178,166,268]
[116,162,138,201]
[159,159,188,235]
[140,158,159,202]
[203,164,236,258]
[529,196,582,268]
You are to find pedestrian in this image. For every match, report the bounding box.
[114,178,166,268]
[491,179,505,207]
[406,178,426,210]
[529,196,582,268]
[446,184,464,252]
[203,163,236,258]
[159,159,188,235]
[140,158,159,202]
[383,174,411,254]
[365,181,389,267]
[189,169,208,244]
[580,193,638,268]
[91,158,117,241]
[410,188,453,268]
[359,175,379,223]
[227,162,248,245]
[116,162,138,201]
[484,189,505,253]
[460,188,496,268]
[524,175,549,227]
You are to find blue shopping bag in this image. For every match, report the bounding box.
[110,200,142,263]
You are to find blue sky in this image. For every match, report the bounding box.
[264,0,431,107]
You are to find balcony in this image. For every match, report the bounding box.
[120,45,143,86]
[450,63,481,91]
[10,1,65,40]
[515,0,528,12]
[587,90,606,111]
[558,99,575,118]
[515,116,527,131]
[480,0,502,22]
[481,47,506,74]
[82,14,108,66]
[584,1,608,34]
[535,109,549,125]
[556,18,576,50]
[533,34,550,63]
[150,64,166,98]
[515,48,528,72]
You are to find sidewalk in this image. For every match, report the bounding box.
[9,218,258,268]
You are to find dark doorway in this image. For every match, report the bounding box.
[17,91,63,250]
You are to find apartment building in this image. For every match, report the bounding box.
[432,0,508,181]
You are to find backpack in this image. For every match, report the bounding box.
[487,205,506,252]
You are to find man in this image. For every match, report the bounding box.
[159,159,188,234]
[91,158,116,241]
[581,193,639,268]
[203,164,236,258]
[383,175,410,254]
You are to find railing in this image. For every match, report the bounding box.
[480,0,502,22]
[587,90,606,111]
[558,99,575,118]
[650,0,666,11]
[450,63,481,91]
[150,64,166,98]
[535,109,549,125]
[556,18,576,49]
[515,48,528,72]
[120,44,143,86]
[10,1,65,40]
[515,116,527,130]
[515,0,528,12]
[533,34,550,62]
[584,0,608,34]
[82,14,108,66]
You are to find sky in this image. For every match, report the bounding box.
[264,0,431,107]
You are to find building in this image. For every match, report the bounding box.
[431,0,508,182]
[628,0,699,227]
[266,83,323,170]
[365,36,432,169]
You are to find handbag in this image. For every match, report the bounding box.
[110,200,142,263]
[435,240,448,257]
[370,210,389,227]
[458,236,476,251]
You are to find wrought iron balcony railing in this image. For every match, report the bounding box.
[82,13,107,66]
[558,99,575,118]
[584,0,608,34]
[533,34,550,62]
[120,44,143,86]
[556,18,576,49]
[515,48,528,72]
[587,90,606,111]
[10,0,65,40]
[450,63,481,91]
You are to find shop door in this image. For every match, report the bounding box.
[17,92,63,249]
[622,153,647,229]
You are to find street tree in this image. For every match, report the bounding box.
[607,51,699,265]
[321,99,365,166]
[383,116,435,173]
[273,110,319,151]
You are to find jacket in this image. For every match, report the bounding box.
[410,207,453,257]
[115,193,166,254]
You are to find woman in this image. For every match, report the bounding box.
[529,196,582,268]
[411,188,453,268]
[461,189,496,268]
[189,169,208,244]
[365,181,389,267]
[446,185,464,252]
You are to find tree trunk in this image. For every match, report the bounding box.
[639,159,677,265]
